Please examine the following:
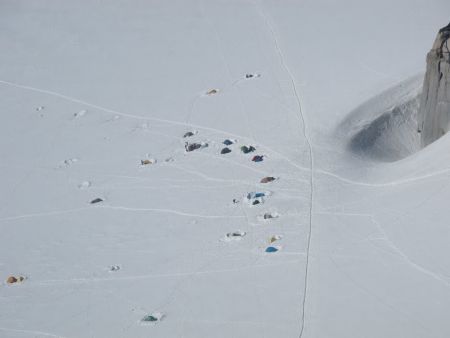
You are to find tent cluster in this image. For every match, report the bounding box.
[58,69,286,327]
[239,145,265,162]
[180,129,283,255]
[181,130,266,162]
[246,191,271,206]
[6,275,25,284]
[220,139,237,154]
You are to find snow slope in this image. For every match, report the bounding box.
[0,1,450,337]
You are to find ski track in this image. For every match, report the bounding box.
[254,2,315,337]
[98,205,245,219]
[199,0,257,142]
[0,206,244,222]
[98,182,242,191]
[321,210,450,289]
[370,217,450,288]
[321,212,448,336]
[327,254,432,336]
[316,167,450,187]
[171,318,294,328]
[357,60,402,82]
[185,93,201,125]
[0,207,92,222]
[35,259,302,286]
[163,165,255,185]
[0,327,71,338]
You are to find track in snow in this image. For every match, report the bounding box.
[253,2,315,337]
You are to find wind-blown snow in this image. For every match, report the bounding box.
[1,1,450,337]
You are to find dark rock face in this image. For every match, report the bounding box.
[418,22,450,147]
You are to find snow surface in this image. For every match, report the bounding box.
[1,1,450,337]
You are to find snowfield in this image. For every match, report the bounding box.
[1,1,450,337]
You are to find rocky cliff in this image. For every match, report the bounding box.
[418,23,450,147]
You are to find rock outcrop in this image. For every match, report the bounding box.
[418,23,450,147]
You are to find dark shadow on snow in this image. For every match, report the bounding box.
[339,75,423,162]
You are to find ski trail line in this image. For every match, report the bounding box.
[0,207,92,222]
[98,205,245,219]
[316,167,450,187]
[36,259,302,285]
[199,0,256,141]
[0,206,244,222]
[254,3,314,337]
[0,327,71,338]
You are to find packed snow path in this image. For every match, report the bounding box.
[254,4,315,336]
[1,1,450,338]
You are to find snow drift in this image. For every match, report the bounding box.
[340,76,422,162]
